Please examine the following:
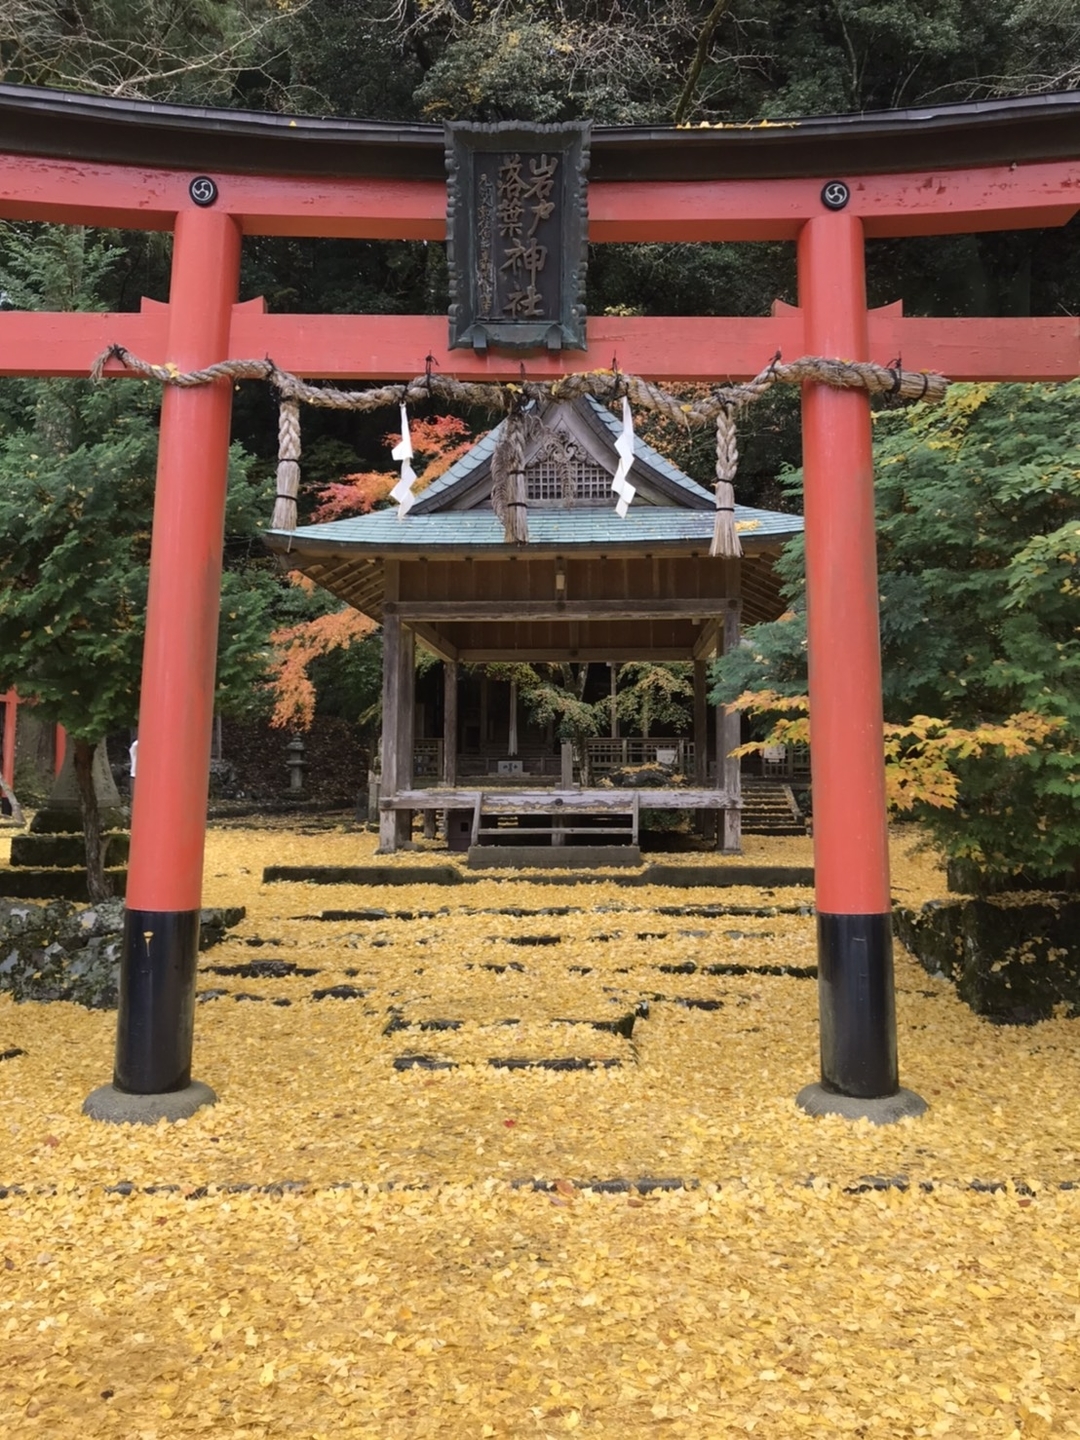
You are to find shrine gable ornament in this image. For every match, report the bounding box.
[445,121,591,353]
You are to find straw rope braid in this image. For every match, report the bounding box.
[272,397,302,532]
[90,343,948,543]
[712,406,740,559]
[489,406,535,545]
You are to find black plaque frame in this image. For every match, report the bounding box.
[446,121,590,353]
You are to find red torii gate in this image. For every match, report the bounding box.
[2,85,1078,1123]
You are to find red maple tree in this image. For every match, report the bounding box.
[268,414,478,727]
[268,593,377,730]
[312,415,475,522]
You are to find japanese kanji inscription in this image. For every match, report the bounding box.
[446,121,590,352]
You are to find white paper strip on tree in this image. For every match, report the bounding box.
[611,396,637,518]
[389,403,418,518]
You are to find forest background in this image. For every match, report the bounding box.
[0,0,1078,888]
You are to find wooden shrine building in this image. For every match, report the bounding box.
[268,396,803,856]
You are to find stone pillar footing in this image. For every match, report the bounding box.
[795,1083,927,1126]
[82,1080,216,1125]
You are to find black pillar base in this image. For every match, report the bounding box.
[83,1080,216,1125]
[814,911,913,1101]
[795,1082,927,1125]
[113,908,201,1095]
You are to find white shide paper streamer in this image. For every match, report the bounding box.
[389,403,418,518]
[611,397,637,518]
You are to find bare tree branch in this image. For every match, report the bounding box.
[673,0,732,125]
[0,772,25,827]
[0,0,309,104]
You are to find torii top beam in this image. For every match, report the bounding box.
[1,83,1079,382]
[3,84,1080,242]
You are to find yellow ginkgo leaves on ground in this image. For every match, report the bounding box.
[1,821,1078,1437]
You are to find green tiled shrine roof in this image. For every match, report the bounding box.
[269,503,802,552]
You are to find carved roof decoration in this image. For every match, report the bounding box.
[413,396,717,513]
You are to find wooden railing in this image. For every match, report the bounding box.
[759,743,811,780]
[411,745,565,783]
[411,738,787,785]
[584,738,694,778]
[456,754,564,779]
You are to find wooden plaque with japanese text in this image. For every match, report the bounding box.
[445,121,590,352]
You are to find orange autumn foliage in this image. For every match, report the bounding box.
[268,590,376,730]
[312,415,475,522]
[312,468,394,521]
[269,418,477,726]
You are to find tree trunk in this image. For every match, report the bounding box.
[73,737,111,902]
[0,773,25,826]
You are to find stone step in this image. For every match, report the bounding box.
[739,779,805,837]
[0,869,128,901]
[11,832,130,868]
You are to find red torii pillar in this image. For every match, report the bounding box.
[0,694,64,789]
[795,213,923,1120]
[84,209,241,1122]
[1,690,17,791]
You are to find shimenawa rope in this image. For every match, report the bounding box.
[90,343,948,543]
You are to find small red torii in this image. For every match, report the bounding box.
[2,84,1078,1124]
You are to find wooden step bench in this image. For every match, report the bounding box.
[476,827,633,839]
[467,845,644,870]
[380,786,744,855]
[473,789,640,849]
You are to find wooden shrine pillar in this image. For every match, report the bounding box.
[442,659,458,787]
[719,604,742,853]
[693,662,708,786]
[508,678,519,757]
[692,660,709,835]
[796,210,924,1120]
[560,742,574,790]
[400,628,415,843]
[378,592,415,852]
[85,206,241,1122]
